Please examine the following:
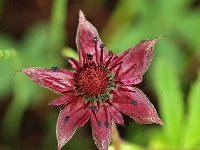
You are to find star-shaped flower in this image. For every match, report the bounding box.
[22,11,163,150]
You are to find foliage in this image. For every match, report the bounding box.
[0,0,67,140]
[0,0,200,149]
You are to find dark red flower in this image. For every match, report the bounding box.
[22,11,163,150]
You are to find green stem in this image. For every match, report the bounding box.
[112,123,121,150]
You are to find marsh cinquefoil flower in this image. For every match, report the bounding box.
[22,11,163,150]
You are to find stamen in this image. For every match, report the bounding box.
[132,100,138,105]
[111,90,121,100]
[108,51,114,56]
[59,105,65,110]
[78,50,83,66]
[109,61,123,71]
[119,64,136,78]
[118,86,136,93]
[89,105,98,111]
[103,105,109,128]
[110,51,128,66]
[94,37,98,43]
[74,111,89,127]
[87,53,93,61]
[92,111,101,127]
[94,37,99,64]
[68,102,89,119]
[104,121,109,128]
[115,80,124,84]
[105,54,113,67]
[81,48,88,64]
[64,116,70,122]
[51,66,59,72]
[97,120,101,127]
[62,89,75,94]
[114,65,122,79]
[100,44,105,65]
[68,57,79,68]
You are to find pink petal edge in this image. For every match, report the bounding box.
[112,86,163,125]
[76,10,108,65]
[116,37,162,85]
[91,105,112,150]
[56,100,90,149]
[22,67,74,94]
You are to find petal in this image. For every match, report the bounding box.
[76,10,108,65]
[22,67,74,94]
[112,86,163,125]
[91,105,112,150]
[48,94,72,106]
[56,100,90,149]
[115,37,161,85]
[109,106,124,126]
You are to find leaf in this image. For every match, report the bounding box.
[47,0,68,56]
[153,58,184,146]
[0,49,17,98]
[183,72,200,148]
[0,49,17,59]
[62,47,79,60]
[2,75,40,139]
[108,142,143,150]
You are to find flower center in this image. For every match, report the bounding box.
[73,62,115,102]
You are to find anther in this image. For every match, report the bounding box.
[68,57,79,68]
[109,61,123,71]
[87,53,93,60]
[108,51,114,56]
[89,105,98,111]
[94,37,99,64]
[132,100,138,105]
[64,116,70,122]
[105,53,114,67]
[93,37,98,43]
[97,120,101,127]
[114,65,122,78]
[59,105,65,111]
[51,66,59,72]
[104,121,109,128]
[100,44,105,65]
[100,44,105,49]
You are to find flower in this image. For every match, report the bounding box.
[22,11,163,150]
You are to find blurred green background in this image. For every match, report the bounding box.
[0,0,200,150]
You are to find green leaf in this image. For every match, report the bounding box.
[0,49,17,98]
[183,72,200,148]
[0,49,17,59]
[153,59,184,146]
[108,142,143,150]
[2,75,40,139]
[47,0,68,57]
[61,47,79,60]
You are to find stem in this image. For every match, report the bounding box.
[112,123,121,150]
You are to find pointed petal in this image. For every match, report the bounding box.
[56,100,89,149]
[116,37,161,85]
[22,67,74,94]
[109,106,124,126]
[112,86,163,125]
[91,105,112,150]
[76,10,108,64]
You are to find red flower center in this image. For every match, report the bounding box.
[74,63,110,97]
